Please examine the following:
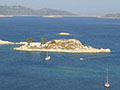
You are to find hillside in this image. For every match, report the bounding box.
[102,13,120,18]
[0,5,77,17]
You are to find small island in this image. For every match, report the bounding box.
[57,32,72,35]
[14,38,111,53]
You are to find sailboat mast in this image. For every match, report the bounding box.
[107,69,109,83]
[105,69,110,88]
[46,52,48,56]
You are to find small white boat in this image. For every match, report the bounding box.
[105,83,110,88]
[45,56,51,61]
[80,58,84,60]
[105,69,110,88]
[45,52,51,61]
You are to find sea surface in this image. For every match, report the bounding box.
[0,16,120,90]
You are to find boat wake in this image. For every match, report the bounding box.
[80,54,110,61]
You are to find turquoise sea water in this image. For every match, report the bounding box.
[0,17,120,90]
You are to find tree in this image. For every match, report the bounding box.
[26,38,35,44]
[41,37,47,44]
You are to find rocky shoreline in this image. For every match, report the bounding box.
[13,39,111,53]
[0,40,27,45]
[14,46,111,53]
[0,15,13,17]
[57,32,72,35]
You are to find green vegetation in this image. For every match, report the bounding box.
[26,38,35,44]
[84,44,88,46]
[41,37,47,44]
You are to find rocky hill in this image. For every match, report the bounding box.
[40,39,84,50]
[102,13,120,18]
[0,5,77,17]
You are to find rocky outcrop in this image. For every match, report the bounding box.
[15,42,27,45]
[0,40,15,44]
[0,40,27,45]
[57,32,72,35]
[14,39,111,53]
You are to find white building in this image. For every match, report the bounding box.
[29,42,41,47]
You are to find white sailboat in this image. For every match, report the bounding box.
[80,58,84,60]
[105,69,110,88]
[45,52,51,61]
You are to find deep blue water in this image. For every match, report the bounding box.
[0,16,120,90]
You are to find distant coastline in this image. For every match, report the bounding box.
[1,5,120,19]
[0,14,101,18]
[0,5,100,18]
[0,15,13,17]
[99,13,120,19]
[0,5,77,17]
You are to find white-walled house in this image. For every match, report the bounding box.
[29,42,41,47]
